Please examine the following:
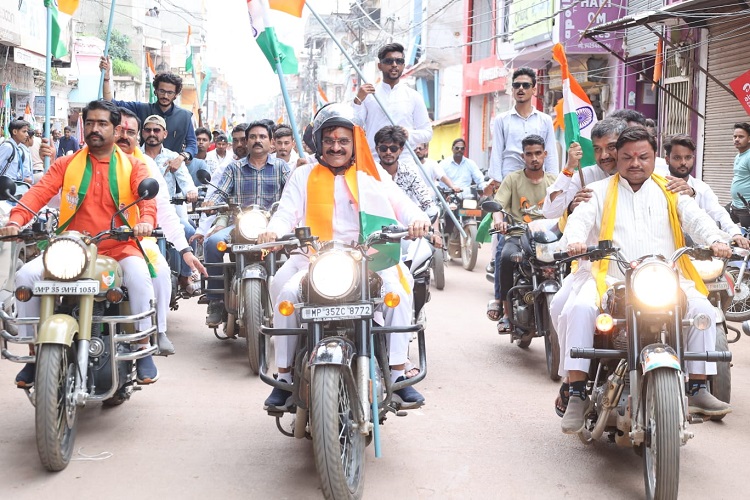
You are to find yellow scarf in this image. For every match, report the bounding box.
[59,145,138,231]
[594,173,707,303]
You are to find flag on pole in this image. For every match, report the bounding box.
[74,113,84,147]
[57,0,80,15]
[551,43,598,168]
[146,52,157,103]
[185,26,194,72]
[199,68,212,105]
[221,116,227,132]
[246,0,304,74]
[44,0,71,59]
[652,39,663,91]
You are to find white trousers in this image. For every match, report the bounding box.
[552,273,716,378]
[16,254,156,338]
[152,255,171,334]
[272,253,414,370]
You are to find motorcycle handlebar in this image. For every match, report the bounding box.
[553,245,598,261]
[194,204,231,213]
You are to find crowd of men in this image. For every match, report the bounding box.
[2,41,750,432]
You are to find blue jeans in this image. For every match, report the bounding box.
[205,225,234,300]
[493,233,506,300]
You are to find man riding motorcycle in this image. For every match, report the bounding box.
[0,100,160,386]
[257,103,431,409]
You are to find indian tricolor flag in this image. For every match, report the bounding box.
[45,0,79,59]
[247,0,303,75]
[552,43,598,168]
[146,52,157,103]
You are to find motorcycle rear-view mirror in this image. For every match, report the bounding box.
[137,178,160,200]
[0,176,16,201]
[197,169,211,184]
[481,200,502,213]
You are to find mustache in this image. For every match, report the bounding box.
[86,132,104,141]
[252,143,263,148]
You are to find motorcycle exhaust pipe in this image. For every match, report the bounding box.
[591,360,627,440]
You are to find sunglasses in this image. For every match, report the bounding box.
[381,57,405,65]
[143,127,162,134]
[378,145,401,153]
[512,82,533,90]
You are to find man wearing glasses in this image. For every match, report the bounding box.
[353,42,432,166]
[439,138,486,195]
[100,56,198,174]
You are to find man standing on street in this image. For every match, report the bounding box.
[354,42,432,167]
[730,122,750,226]
[101,56,198,172]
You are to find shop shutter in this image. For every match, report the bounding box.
[624,0,663,57]
[702,19,750,204]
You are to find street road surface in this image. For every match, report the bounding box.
[1,246,749,499]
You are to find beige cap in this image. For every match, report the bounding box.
[143,114,167,130]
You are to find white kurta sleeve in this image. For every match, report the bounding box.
[562,193,598,245]
[266,166,308,236]
[488,116,504,182]
[678,195,731,245]
[542,172,581,219]
[407,92,433,147]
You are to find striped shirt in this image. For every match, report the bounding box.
[206,155,289,210]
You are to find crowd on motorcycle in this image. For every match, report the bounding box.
[1,39,749,499]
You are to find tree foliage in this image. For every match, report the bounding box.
[112,59,141,78]
[101,28,133,63]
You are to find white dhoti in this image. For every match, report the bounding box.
[272,253,414,370]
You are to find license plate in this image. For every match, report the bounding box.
[232,244,257,252]
[458,209,482,218]
[301,304,374,322]
[706,282,728,291]
[33,280,100,295]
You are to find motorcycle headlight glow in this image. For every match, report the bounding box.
[631,261,678,309]
[237,210,268,241]
[535,242,557,263]
[690,257,725,282]
[43,236,89,281]
[309,251,358,300]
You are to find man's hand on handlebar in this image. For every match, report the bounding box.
[258,231,278,245]
[189,233,204,244]
[710,241,732,259]
[566,242,588,256]
[731,234,750,250]
[186,190,198,203]
[408,220,431,239]
[492,212,507,233]
[133,223,154,238]
[0,224,20,237]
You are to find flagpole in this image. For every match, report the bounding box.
[305,1,464,237]
[99,0,117,99]
[44,5,53,171]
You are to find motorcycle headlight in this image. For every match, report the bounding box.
[535,242,557,263]
[309,251,359,300]
[237,210,268,241]
[690,257,725,282]
[43,236,89,281]
[631,261,678,309]
[462,199,477,210]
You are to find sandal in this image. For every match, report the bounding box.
[497,316,511,333]
[555,382,570,418]
[404,360,421,379]
[486,299,502,321]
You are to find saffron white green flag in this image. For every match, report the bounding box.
[552,43,598,168]
[246,0,304,75]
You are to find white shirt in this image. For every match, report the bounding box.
[354,81,433,162]
[267,163,428,242]
[206,150,234,175]
[142,154,190,251]
[564,175,730,280]
[688,176,741,236]
[489,107,558,181]
[542,164,611,219]
[439,156,486,193]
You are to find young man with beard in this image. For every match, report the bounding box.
[272,125,298,168]
[491,135,557,332]
[354,42,432,165]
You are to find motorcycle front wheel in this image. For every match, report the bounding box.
[709,324,731,420]
[432,247,445,290]
[642,369,681,500]
[460,224,478,271]
[725,267,750,321]
[243,279,263,375]
[311,365,366,500]
[35,344,79,472]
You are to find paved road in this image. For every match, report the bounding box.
[1,246,749,499]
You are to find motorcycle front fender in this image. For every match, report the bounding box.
[640,343,681,374]
[37,314,79,346]
[241,263,267,280]
[308,336,356,367]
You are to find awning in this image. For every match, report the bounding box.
[584,0,750,36]
[431,113,461,127]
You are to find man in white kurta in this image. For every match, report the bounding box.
[258,109,430,410]
[558,127,733,434]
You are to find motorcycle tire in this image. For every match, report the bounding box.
[642,369,681,500]
[311,365,366,500]
[433,247,445,290]
[243,279,263,375]
[461,224,478,271]
[709,324,731,420]
[725,267,750,321]
[544,307,561,382]
[35,343,79,472]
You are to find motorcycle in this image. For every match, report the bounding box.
[482,200,563,381]
[0,177,161,471]
[196,172,279,375]
[554,241,732,500]
[258,225,427,500]
[725,194,750,321]
[440,186,481,271]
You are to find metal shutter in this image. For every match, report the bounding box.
[702,19,750,204]
[624,0,663,57]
